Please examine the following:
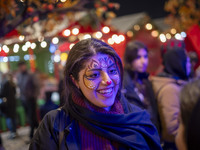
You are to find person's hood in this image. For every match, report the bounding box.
[150,76,187,95]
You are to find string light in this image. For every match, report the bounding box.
[108,38,114,45]
[72,28,79,35]
[19,35,25,41]
[95,31,103,39]
[63,29,71,37]
[145,23,153,30]
[52,37,59,44]
[13,44,19,53]
[134,25,140,31]
[102,26,110,34]
[31,43,36,49]
[127,31,133,37]
[41,41,47,48]
[22,45,28,51]
[3,45,9,53]
[166,33,171,39]
[151,30,159,37]
[159,34,166,43]
[170,28,176,34]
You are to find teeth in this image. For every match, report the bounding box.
[98,88,112,94]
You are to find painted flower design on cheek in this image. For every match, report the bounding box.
[83,59,100,90]
[83,78,98,90]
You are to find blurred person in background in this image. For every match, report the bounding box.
[123,40,160,132]
[16,61,40,141]
[0,73,17,139]
[176,79,200,150]
[39,91,59,120]
[151,39,191,150]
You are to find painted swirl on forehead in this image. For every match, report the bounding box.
[83,56,119,90]
[87,56,114,69]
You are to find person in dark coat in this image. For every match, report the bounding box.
[29,38,162,150]
[17,61,40,141]
[0,73,17,139]
[39,91,59,120]
[123,40,160,132]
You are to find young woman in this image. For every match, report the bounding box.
[123,41,160,131]
[29,38,161,150]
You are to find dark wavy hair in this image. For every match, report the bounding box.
[123,40,148,71]
[180,79,200,150]
[63,38,123,102]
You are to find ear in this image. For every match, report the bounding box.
[70,75,79,89]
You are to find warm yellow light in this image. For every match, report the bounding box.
[127,31,133,37]
[61,0,66,2]
[19,35,25,41]
[134,25,140,31]
[151,30,159,37]
[60,53,68,61]
[145,23,153,30]
[170,28,176,34]
[166,33,171,39]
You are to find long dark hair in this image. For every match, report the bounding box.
[123,40,148,71]
[64,38,123,102]
[180,79,200,149]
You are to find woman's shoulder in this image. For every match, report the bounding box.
[41,107,69,126]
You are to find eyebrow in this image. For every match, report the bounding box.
[86,63,116,72]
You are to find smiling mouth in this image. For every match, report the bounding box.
[97,88,113,94]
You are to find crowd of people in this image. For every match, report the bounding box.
[0,37,200,150]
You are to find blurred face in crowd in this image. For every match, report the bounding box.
[19,64,27,73]
[175,117,187,150]
[131,48,148,73]
[74,54,120,111]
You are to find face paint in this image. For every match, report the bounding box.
[76,54,120,109]
[83,56,119,90]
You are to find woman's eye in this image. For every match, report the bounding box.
[109,69,118,74]
[86,72,100,79]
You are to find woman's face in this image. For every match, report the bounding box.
[75,54,120,110]
[175,118,187,150]
[131,48,148,73]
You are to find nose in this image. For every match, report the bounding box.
[101,72,112,85]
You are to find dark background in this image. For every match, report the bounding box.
[111,0,169,18]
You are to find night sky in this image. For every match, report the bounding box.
[111,0,169,19]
